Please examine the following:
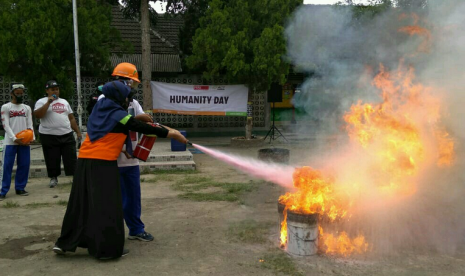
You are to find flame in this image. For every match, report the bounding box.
[343,62,453,194]
[280,209,288,247]
[279,167,347,221]
[279,166,365,255]
[398,13,432,53]
[319,226,369,257]
[278,61,455,257]
[435,129,455,166]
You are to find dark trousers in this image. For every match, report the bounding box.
[56,158,125,259]
[119,166,145,236]
[40,132,76,178]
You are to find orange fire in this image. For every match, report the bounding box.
[279,166,367,256]
[344,62,454,193]
[398,13,432,53]
[279,167,347,220]
[278,61,454,256]
[319,226,368,256]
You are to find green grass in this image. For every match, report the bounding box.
[57,181,72,192]
[57,200,68,206]
[178,192,240,202]
[23,200,67,208]
[25,202,53,208]
[3,201,20,208]
[145,170,199,183]
[227,220,274,244]
[260,250,303,276]
[140,167,151,175]
[150,174,179,183]
[172,176,217,192]
[153,169,199,175]
[174,176,258,202]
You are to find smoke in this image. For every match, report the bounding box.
[282,0,465,255]
[286,5,424,133]
[421,1,465,139]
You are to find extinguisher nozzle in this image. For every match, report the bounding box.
[187,141,193,146]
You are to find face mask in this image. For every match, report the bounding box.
[14,93,23,103]
[123,79,134,88]
[97,85,103,94]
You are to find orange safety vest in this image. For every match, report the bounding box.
[78,133,127,161]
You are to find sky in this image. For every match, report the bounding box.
[149,0,373,13]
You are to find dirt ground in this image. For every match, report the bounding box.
[1,140,465,276]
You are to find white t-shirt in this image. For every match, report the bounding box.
[1,102,35,145]
[34,97,74,135]
[117,99,145,167]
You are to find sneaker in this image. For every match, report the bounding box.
[49,177,58,188]
[128,231,154,242]
[121,248,130,257]
[0,194,5,201]
[53,246,66,255]
[16,190,29,196]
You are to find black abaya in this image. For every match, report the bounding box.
[55,159,124,259]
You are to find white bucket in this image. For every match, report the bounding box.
[286,212,318,256]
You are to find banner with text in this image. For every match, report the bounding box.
[151,81,248,116]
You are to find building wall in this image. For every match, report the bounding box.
[0,75,268,134]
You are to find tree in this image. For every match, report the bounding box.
[186,0,303,139]
[0,0,125,101]
[140,0,152,111]
[117,0,158,111]
[165,0,210,69]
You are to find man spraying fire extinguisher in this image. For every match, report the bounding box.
[110,62,179,242]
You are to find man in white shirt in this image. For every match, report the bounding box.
[117,97,155,242]
[99,66,155,241]
[33,80,82,188]
[0,84,35,200]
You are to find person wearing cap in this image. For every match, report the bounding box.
[33,80,82,188]
[86,81,105,115]
[0,84,35,201]
[53,80,188,260]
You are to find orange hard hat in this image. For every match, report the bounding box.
[112,62,140,83]
[16,129,34,144]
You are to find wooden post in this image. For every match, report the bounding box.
[245,87,253,139]
[141,0,152,111]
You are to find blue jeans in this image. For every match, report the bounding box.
[119,166,145,236]
[1,145,30,195]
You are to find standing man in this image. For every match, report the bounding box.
[33,80,82,188]
[112,62,155,241]
[117,97,155,242]
[0,83,35,200]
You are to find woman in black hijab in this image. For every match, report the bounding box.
[54,81,188,259]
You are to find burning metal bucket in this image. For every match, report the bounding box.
[258,148,290,164]
[278,202,319,256]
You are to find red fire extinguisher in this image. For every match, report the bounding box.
[133,123,160,162]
